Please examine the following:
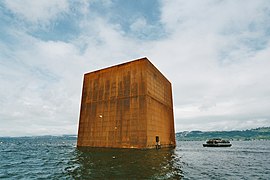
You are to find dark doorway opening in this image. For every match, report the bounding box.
[156,136,161,149]
[156,136,159,143]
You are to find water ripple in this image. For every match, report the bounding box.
[0,137,269,179]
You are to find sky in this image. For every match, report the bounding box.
[1,0,270,136]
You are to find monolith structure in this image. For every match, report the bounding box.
[77,57,175,149]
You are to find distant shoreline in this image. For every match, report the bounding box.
[176,127,270,141]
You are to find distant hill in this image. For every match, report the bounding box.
[176,127,270,141]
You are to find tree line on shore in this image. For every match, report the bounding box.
[176,127,270,141]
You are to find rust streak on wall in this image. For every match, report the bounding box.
[77,57,176,149]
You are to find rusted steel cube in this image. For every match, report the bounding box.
[77,57,175,149]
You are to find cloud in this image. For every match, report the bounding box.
[0,30,86,136]
[3,0,69,24]
[0,1,147,136]
[0,0,270,136]
[147,0,270,131]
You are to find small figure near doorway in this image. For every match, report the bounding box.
[156,136,161,149]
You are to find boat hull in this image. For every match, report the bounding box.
[203,143,232,147]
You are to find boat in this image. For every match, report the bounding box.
[203,138,232,147]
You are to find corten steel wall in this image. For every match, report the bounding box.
[145,61,176,148]
[77,58,175,149]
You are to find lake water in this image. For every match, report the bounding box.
[0,136,269,179]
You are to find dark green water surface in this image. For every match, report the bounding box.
[0,136,269,179]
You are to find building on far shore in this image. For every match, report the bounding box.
[77,57,175,149]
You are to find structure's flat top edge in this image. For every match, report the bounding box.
[84,57,149,75]
[84,57,171,84]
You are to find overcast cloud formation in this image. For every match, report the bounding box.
[1,0,270,136]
